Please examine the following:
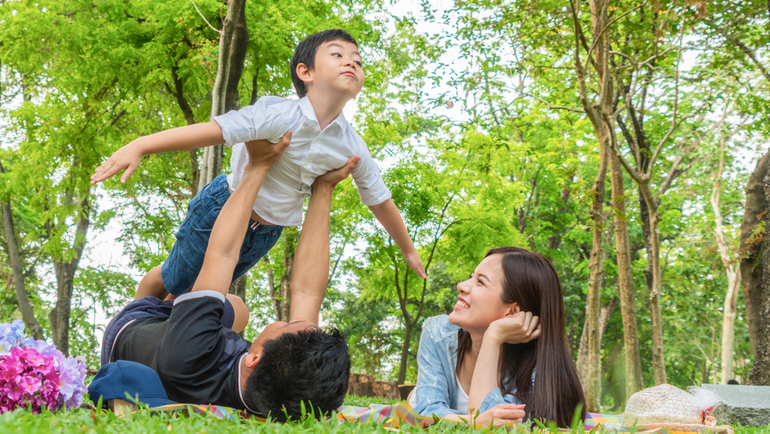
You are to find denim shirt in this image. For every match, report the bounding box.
[413,315,524,418]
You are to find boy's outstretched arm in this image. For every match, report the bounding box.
[288,156,361,324]
[190,132,292,297]
[91,121,225,184]
[369,200,427,279]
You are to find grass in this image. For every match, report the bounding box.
[1,396,768,433]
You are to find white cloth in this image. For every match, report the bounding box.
[454,373,469,415]
[214,96,391,226]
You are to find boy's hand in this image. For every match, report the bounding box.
[91,143,143,184]
[313,156,360,189]
[245,131,292,167]
[401,248,427,279]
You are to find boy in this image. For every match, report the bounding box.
[100,136,353,420]
[91,29,426,319]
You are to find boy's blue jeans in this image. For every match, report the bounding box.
[161,175,283,296]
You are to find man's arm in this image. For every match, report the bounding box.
[288,157,361,324]
[369,200,427,278]
[91,121,225,184]
[190,132,292,296]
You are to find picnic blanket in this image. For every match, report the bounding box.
[140,402,715,432]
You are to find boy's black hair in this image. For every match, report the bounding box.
[290,29,359,98]
[243,327,350,421]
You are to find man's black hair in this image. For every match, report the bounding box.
[243,327,350,422]
[290,29,359,98]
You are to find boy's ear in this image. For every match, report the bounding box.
[296,63,313,86]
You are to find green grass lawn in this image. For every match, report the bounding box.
[1,396,768,433]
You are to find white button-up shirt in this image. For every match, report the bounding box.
[214,96,391,226]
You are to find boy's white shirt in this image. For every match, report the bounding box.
[214,96,391,226]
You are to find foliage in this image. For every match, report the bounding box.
[1,0,767,411]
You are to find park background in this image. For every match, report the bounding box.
[0,0,768,414]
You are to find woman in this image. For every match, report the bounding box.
[410,247,585,427]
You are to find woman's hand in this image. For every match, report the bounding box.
[470,403,526,427]
[485,311,541,346]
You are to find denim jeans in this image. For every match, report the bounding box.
[161,175,283,296]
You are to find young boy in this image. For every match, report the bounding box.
[91,29,426,319]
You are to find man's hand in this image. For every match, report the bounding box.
[401,247,427,279]
[245,131,292,167]
[471,403,526,427]
[91,143,143,184]
[313,156,360,190]
[486,311,541,346]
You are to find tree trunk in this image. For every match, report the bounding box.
[577,294,617,387]
[198,0,249,192]
[609,151,644,396]
[571,0,614,411]
[398,320,412,385]
[712,137,742,383]
[638,182,667,385]
[168,66,200,196]
[739,150,770,356]
[273,228,297,322]
[0,164,45,340]
[48,195,90,356]
[750,173,770,385]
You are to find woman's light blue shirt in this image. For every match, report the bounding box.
[412,315,524,418]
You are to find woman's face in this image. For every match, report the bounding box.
[448,254,515,333]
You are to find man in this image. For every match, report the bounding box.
[98,134,358,421]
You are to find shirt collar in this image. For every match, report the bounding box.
[298,96,349,133]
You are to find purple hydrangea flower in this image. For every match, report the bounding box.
[0,320,26,355]
[0,321,87,413]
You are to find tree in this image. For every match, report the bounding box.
[709,104,745,383]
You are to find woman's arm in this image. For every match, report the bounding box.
[411,318,456,418]
[467,311,541,411]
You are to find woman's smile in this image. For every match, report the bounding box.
[455,298,470,310]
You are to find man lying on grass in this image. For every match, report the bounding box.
[99,134,358,421]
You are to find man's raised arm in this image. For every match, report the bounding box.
[289,156,360,324]
[190,132,292,296]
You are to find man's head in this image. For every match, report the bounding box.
[242,322,350,421]
[290,29,364,99]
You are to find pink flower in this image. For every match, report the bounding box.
[3,380,23,401]
[0,321,84,413]
[19,375,42,395]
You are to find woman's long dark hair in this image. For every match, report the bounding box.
[456,246,585,427]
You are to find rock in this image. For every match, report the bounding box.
[347,374,400,399]
[348,381,374,397]
[399,384,415,401]
[701,383,770,426]
[372,381,400,400]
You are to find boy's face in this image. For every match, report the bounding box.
[301,39,364,100]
